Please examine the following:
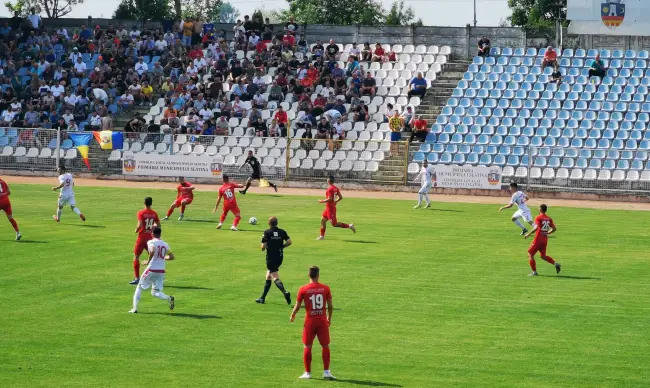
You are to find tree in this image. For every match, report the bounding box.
[507,0,566,30]
[384,0,415,26]
[180,0,221,20]
[275,0,385,26]
[217,2,239,23]
[4,0,84,18]
[113,0,173,20]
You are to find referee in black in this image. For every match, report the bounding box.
[256,216,292,305]
[238,150,278,194]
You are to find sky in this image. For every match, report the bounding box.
[46,0,511,27]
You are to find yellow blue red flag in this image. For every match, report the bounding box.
[68,133,92,170]
[93,130,124,150]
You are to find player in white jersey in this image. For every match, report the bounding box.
[129,227,175,313]
[413,160,435,208]
[499,182,533,235]
[52,166,85,222]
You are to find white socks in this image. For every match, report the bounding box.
[424,194,430,206]
[417,194,423,205]
[513,218,525,230]
[152,291,171,301]
[56,208,62,219]
[73,207,82,215]
[133,286,143,310]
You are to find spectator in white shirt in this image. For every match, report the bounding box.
[253,74,266,92]
[50,81,65,98]
[233,20,245,39]
[93,87,109,104]
[57,28,69,39]
[28,8,41,30]
[186,63,199,80]
[129,26,141,40]
[67,119,79,131]
[69,48,82,63]
[64,92,77,109]
[253,91,267,108]
[62,109,75,124]
[73,57,87,77]
[154,38,167,54]
[89,111,102,129]
[134,57,148,79]
[248,32,260,46]
[2,108,17,125]
[120,92,135,110]
[193,57,207,72]
[199,107,213,121]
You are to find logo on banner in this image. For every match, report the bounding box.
[210,155,223,176]
[487,167,501,185]
[123,151,136,173]
[601,1,625,29]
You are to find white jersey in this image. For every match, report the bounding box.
[416,165,435,186]
[510,191,529,212]
[58,173,74,196]
[146,238,170,272]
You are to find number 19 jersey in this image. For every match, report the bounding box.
[297,282,332,322]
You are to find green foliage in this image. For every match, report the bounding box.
[384,0,415,26]
[507,0,566,31]
[217,2,240,23]
[5,0,83,18]
[277,0,385,25]
[2,184,650,386]
[181,0,221,20]
[113,0,173,21]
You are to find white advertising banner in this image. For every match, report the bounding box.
[431,165,502,190]
[122,151,223,178]
[567,0,650,36]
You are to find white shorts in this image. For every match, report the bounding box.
[418,183,432,194]
[58,194,76,207]
[513,209,533,223]
[138,270,165,291]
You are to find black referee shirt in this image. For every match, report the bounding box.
[261,227,290,261]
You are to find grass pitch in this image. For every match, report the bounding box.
[0,183,649,387]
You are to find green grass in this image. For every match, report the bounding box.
[0,184,649,388]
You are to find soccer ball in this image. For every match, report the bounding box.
[249,217,258,225]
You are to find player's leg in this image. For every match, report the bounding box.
[332,213,355,233]
[69,202,85,221]
[3,205,20,240]
[267,179,278,192]
[317,324,335,380]
[256,271,273,303]
[150,274,174,310]
[130,270,152,312]
[318,214,328,239]
[164,199,180,219]
[423,185,431,207]
[270,269,291,304]
[231,207,241,230]
[511,210,528,234]
[178,198,191,220]
[240,177,253,194]
[527,245,539,276]
[300,325,316,378]
[415,186,423,208]
[539,244,561,273]
[54,197,64,221]
[131,238,146,284]
[217,207,229,229]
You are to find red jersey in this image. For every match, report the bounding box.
[177,181,194,199]
[325,184,340,209]
[219,183,239,206]
[297,282,332,322]
[0,179,9,205]
[136,208,160,235]
[274,110,288,124]
[533,214,555,244]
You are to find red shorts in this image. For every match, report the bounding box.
[134,234,153,256]
[223,203,240,216]
[528,240,548,257]
[302,319,330,346]
[322,207,337,224]
[0,201,11,216]
[174,197,193,207]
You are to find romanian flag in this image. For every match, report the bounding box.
[69,132,92,170]
[93,130,124,150]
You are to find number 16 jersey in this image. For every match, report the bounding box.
[219,183,239,207]
[297,282,332,322]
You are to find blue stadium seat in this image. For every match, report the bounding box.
[427,153,439,163]
[479,154,492,164]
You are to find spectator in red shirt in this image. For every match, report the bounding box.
[409,116,429,143]
[542,46,558,69]
[282,34,295,49]
[274,106,288,137]
[372,43,385,62]
[188,45,203,60]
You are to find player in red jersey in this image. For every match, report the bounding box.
[290,266,336,380]
[130,197,161,285]
[0,177,21,241]
[317,176,355,240]
[524,204,561,276]
[163,177,195,221]
[213,175,244,231]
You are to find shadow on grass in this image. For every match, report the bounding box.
[165,285,214,290]
[342,240,378,244]
[67,224,106,228]
[141,312,221,319]
[180,219,216,223]
[15,239,48,243]
[540,275,601,280]
[335,380,402,387]
[425,208,464,213]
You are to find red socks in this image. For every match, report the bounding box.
[166,207,174,217]
[180,204,186,214]
[322,347,330,370]
[529,259,537,272]
[303,348,312,373]
[233,216,241,227]
[320,227,326,237]
[339,223,349,228]
[9,218,18,232]
[133,259,140,278]
[542,256,556,265]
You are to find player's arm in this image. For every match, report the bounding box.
[0,185,9,198]
[142,248,154,266]
[547,221,557,236]
[284,237,292,248]
[290,293,303,322]
[52,182,64,191]
[524,223,538,239]
[234,183,245,188]
[326,296,333,326]
[499,202,513,211]
[238,157,249,170]
[212,193,223,213]
[134,219,142,233]
[319,193,334,204]
[413,171,423,183]
[334,192,343,203]
[523,194,530,203]
[165,251,175,261]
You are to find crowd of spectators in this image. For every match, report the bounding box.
[0,10,429,147]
